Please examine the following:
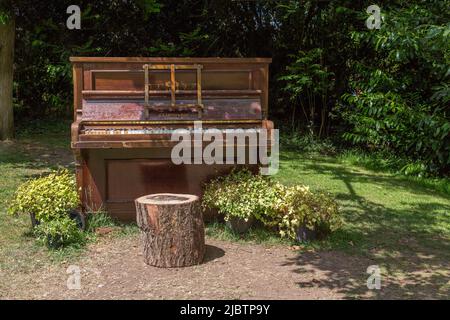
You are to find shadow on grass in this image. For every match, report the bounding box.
[280,151,450,197]
[279,152,450,299]
[282,249,450,299]
[297,196,450,298]
[0,136,73,174]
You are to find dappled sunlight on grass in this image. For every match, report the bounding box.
[275,150,450,298]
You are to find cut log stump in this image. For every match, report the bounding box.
[135,193,205,267]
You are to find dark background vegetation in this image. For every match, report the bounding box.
[2,0,450,176]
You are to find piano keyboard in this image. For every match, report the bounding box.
[83,128,263,135]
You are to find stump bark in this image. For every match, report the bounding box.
[135,193,205,267]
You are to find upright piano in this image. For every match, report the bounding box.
[70,57,274,221]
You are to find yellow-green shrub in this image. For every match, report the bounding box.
[35,216,84,248]
[273,185,341,240]
[8,169,80,222]
[202,168,281,222]
[202,169,342,241]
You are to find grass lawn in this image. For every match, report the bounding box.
[1,122,449,299]
[276,150,450,298]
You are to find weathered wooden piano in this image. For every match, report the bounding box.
[70,57,274,221]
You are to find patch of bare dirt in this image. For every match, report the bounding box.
[1,235,378,300]
[2,234,449,299]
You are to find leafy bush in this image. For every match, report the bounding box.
[202,169,342,241]
[8,169,83,249]
[279,48,335,136]
[340,3,450,175]
[8,169,80,222]
[202,169,280,223]
[35,216,84,249]
[272,185,341,240]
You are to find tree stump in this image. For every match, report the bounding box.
[135,193,205,267]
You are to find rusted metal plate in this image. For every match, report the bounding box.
[82,98,262,121]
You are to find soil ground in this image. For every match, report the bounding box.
[2,235,381,300]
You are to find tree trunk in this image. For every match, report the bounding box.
[135,193,205,267]
[0,18,14,140]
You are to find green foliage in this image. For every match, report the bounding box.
[340,2,450,175]
[281,132,337,155]
[11,0,164,119]
[146,27,208,57]
[279,48,334,135]
[202,169,342,241]
[0,0,12,24]
[34,216,84,249]
[272,185,342,240]
[202,169,280,222]
[84,211,139,238]
[85,211,117,233]
[280,49,333,99]
[0,12,10,24]
[8,169,82,249]
[135,0,161,18]
[8,169,80,222]
[205,222,295,246]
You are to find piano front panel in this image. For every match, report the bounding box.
[82,148,258,221]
